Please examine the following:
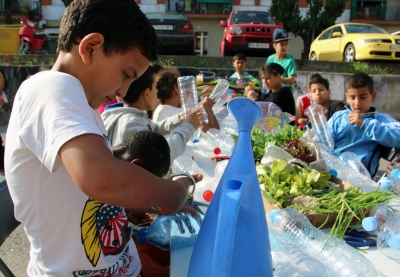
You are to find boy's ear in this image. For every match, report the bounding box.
[371,91,377,102]
[78,33,105,65]
[131,159,143,167]
[142,88,150,99]
[173,84,180,95]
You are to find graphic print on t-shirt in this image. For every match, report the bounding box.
[80,198,132,267]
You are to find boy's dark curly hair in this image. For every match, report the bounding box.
[346,72,374,94]
[122,130,170,177]
[260,62,284,76]
[123,65,155,104]
[57,0,158,61]
[309,73,330,90]
[156,69,179,104]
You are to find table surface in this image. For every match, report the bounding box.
[170,141,400,277]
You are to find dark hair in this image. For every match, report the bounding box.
[177,67,200,77]
[152,64,164,75]
[156,69,179,103]
[123,65,155,104]
[346,72,374,93]
[309,73,330,90]
[233,53,247,62]
[122,130,170,177]
[57,0,158,61]
[261,63,284,76]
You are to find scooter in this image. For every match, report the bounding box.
[18,19,49,54]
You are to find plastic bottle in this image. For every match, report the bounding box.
[376,215,400,263]
[177,76,203,142]
[136,212,202,251]
[171,155,209,178]
[389,168,400,195]
[305,103,334,151]
[362,199,400,231]
[268,227,334,277]
[202,128,234,155]
[269,208,378,277]
[209,79,230,100]
[339,151,371,179]
[282,112,296,125]
[214,159,229,182]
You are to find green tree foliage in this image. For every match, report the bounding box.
[269,0,347,58]
[62,0,73,7]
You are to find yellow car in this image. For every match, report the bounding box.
[309,23,400,62]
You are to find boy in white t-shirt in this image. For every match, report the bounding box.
[4,1,198,276]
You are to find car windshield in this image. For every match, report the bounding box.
[231,12,275,25]
[345,24,389,34]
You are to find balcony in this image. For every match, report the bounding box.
[0,0,43,24]
[165,0,231,15]
[352,6,400,20]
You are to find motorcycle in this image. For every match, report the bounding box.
[18,19,49,54]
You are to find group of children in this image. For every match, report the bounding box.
[3,1,400,276]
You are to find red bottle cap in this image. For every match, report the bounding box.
[203,190,214,202]
[214,147,221,155]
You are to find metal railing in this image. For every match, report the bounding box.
[385,6,400,20]
[352,5,400,20]
[165,2,231,14]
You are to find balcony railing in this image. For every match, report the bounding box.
[165,1,231,15]
[352,6,400,20]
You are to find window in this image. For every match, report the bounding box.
[142,0,157,4]
[319,29,333,40]
[330,26,343,38]
[345,24,388,34]
[231,11,274,25]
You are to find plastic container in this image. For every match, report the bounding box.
[305,103,334,151]
[339,152,371,179]
[214,159,229,182]
[136,212,202,251]
[171,155,209,178]
[256,101,283,134]
[282,112,296,125]
[188,97,273,276]
[177,76,202,142]
[202,128,234,155]
[362,199,400,231]
[269,227,332,277]
[376,216,400,263]
[269,208,378,277]
[209,79,230,100]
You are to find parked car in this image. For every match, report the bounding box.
[219,10,283,57]
[309,23,400,62]
[145,12,196,55]
[392,31,400,36]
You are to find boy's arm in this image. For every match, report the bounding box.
[167,123,195,161]
[153,114,182,135]
[295,98,308,125]
[201,97,220,132]
[59,134,193,212]
[281,58,296,85]
[360,114,400,148]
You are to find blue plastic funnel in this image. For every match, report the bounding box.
[188,98,273,276]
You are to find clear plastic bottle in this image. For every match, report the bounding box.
[269,208,378,277]
[305,103,334,151]
[339,152,371,179]
[269,227,335,277]
[202,128,234,155]
[389,168,400,195]
[209,79,230,100]
[136,212,202,251]
[362,199,400,231]
[214,159,229,182]
[171,155,209,178]
[376,216,400,263]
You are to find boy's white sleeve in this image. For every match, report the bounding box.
[360,113,400,148]
[167,123,195,161]
[153,114,181,136]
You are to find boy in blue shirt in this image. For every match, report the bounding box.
[266,29,296,93]
[230,53,256,80]
[327,72,400,177]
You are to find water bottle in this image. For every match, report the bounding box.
[214,159,229,182]
[305,103,334,151]
[218,110,239,136]
[339,152,371,179]
[171,155,209,178]
[269,208,378,277]
[362,199,400,231]
[136,212,202,251]
[177,76,203,142]
[268,227,334,277]
[376,215,400,263]
[209,79,230,100]
[389,169,400,195]
[202,128,234,155]
[282,112,296,125]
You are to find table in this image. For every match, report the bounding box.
[170,141,400,277]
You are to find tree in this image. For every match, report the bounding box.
[269,0,347,59]
[62,0,73,7]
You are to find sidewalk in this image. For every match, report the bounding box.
[0,160,391,276]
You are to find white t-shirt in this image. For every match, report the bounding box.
[5,71,140,276]
[152,104,182,123]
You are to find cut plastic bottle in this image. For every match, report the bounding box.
[305,103,334,151]
[136,212,202,251]
[269,208,378,277]
[376,215,400,264]
[362,198,400,231]
[201,128,234,155]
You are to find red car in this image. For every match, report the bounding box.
[220,10,283,57]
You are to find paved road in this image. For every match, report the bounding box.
[0,160,392,276]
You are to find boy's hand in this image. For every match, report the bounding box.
[387,158,400,175]
[297,118,308,125]
[183,108,203,129]
[348,112,364,127]
[201,96,215,110]
[245,85,258,101]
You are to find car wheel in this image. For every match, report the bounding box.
[310,52,317,61]
[221,41,231,57]
[344,43,356,62]
[18,41,31,55]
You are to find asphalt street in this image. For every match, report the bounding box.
[0,159,392,276]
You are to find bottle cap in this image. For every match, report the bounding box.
[381,177,394,190]
[362,217,378,231]
[136,229,149,245]
[391,168,400,180]
[192,138,200,143]
[329,169,338,177]
[203,190,214,202]
[214,147,221,155]
[388,234,400,250]
[227,89,233,94]
[292,116,296,121]
[268,209,281,224]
